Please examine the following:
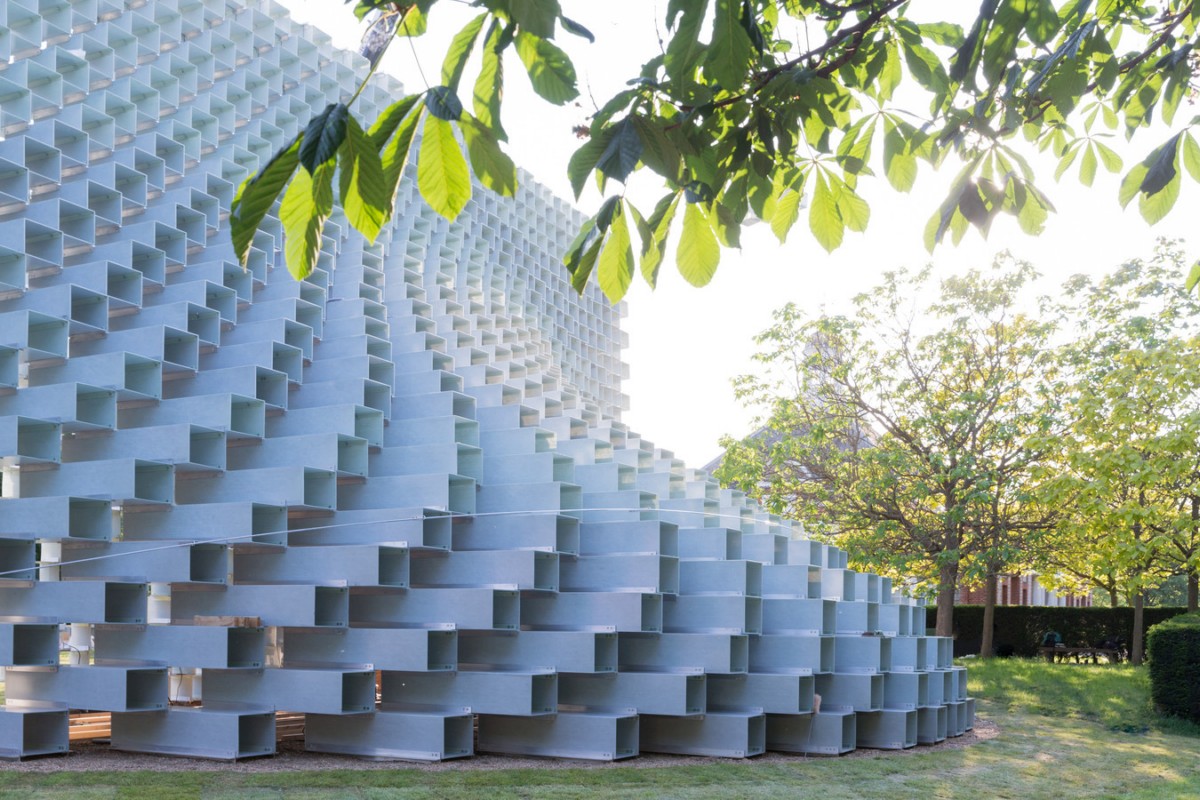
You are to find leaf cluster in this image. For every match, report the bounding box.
[232,0,582,279]
[237,1,1200,301]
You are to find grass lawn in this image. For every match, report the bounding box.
[1,659,1198,799]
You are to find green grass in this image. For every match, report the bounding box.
[1,659,1198,799]
[966,656,1200,736]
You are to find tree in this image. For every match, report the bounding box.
[1039,244,1200,662]
[232,1,1200,301]
[714,257,1059,639]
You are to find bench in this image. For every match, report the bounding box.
[1038,646,1125,664]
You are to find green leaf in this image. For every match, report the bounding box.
[417,116,472,220]
[1079,143,1098,187]
[901,38,949,95]
[1094,140,1123,173]
[1182,133,1200,183]
[562,217,596,273]
[380,105,425,216]
[664,0,710,95]
[594,195,621,231]
[676,201,720,287]
[949,3,993,86]
[425,85,464,121]
[837,117,876,176]
[770,189,802,244]
[299,103,349,174]
[1139,134,1182,196]
[837,184,870,233]
[708,202,740,248]
[982,0,1025,85]
[367,95,422,151]
[1119,161,1149,208]
[877,42,902,102]
[630,116,681,182]
[442,13,487,91]
[570,237,603,293]
[640,192,680,288]
[1026,0,1061,46]
[280,160,334,281]
[1054,142,1080,181]
[882,117,918,192]
[396,6,429,37]
[567,128,612,200]
[515,31,579,105]
[597,201,634,302]
[460,114,517,196]
[1015,181,1051,235]
[231,136,301,266]
[338,115,389,243]
[595,118,643,184]
[1186,260,1200,293]
[919,21,965,47]
[473,20,508,140]
[559,15,594,42]
[506,0,561,39]
[809,173,844,253]
[1139,168,1181,225]
[707,0,755,88]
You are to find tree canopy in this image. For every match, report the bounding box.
[713,258,1060,638]
[1035,246,1200,660]
[233,1,1200,301]
[717,243,1200,655]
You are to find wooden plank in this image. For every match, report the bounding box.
[192,615,262,627]
[66,709,305,744]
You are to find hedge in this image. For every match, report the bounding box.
[1147,614,1200,723]
[951,605,1190,657]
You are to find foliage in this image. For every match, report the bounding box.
[953,603,1189,658]
[714,257,1058,637]
[233,1,1200,300]
[1036,244,1200,658]
[1147,613,1200,722]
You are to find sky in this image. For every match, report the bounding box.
[277,1,1200,467]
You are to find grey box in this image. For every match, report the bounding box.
[306,710,472,761]
[639,711,765,758]
[477,712,638,761]
[110,707,274,760]
[0,708,70,760]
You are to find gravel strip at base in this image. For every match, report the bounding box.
[0,718,999,773]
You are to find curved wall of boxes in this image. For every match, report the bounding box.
[0,0,973,761]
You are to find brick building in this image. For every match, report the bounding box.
[956,574,1091,607]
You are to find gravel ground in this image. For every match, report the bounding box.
[0,718,999,773]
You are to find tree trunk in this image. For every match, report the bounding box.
[935,562,957,637]
[1131,589,1145,666]
[1191,499,1199,614]
[980,572,998,658]
[1109,586,1119,608]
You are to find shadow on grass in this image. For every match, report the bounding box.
[964,657,1200,737]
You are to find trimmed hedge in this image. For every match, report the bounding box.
[1147,614,1200,722]
[952,605,1190,657]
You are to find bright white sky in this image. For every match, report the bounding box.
[279,0,1198,467]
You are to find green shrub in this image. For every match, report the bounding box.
[1147,613,1200,723]
[952,605,1190,657]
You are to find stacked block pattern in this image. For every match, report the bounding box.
[0,0,974,761]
